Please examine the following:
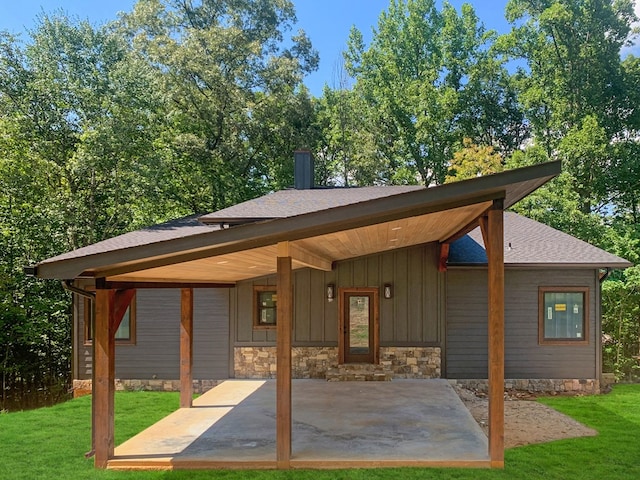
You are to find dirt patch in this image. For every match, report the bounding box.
[454,386,598,448]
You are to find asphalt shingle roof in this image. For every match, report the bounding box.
[198,186,425,223]
[449,212,631,268]
[43,215,220,263]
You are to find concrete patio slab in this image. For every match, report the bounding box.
[110,379,489,470]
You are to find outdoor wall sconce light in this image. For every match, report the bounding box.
[384,284,393,299]
[326,284,335,302]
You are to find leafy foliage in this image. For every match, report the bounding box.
[340,0,521,185]
[119,0,319,210]
[602,267,640,380]
[0,2,317,408]
[445,138,503,182]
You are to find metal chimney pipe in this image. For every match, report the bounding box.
[294,150,314,190]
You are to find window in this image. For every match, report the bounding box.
[539,287,588,345]
[84,294,136,345]
[254,286,277,328]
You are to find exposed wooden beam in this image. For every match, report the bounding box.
[180,288,194,409]
[486,200,505,468]
[94,289,115,469]
[276,251,292,469]
[438,243,450,272]
[479,214,489,248]
[289,243,333,271]
[442,217,481,244]
[111,289,135,333]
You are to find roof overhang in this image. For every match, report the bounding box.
[34,161,561,283]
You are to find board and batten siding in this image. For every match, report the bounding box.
[231,243,444,347]
[76,289,230,380]
[446,268,599,379]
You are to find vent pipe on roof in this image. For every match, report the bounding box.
[294,150,314,190]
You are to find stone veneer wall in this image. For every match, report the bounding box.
[233,346,442,379]
[234,346,340,379]
[450,378,600,394]
[379,347,441,378]
[72,379,220,398]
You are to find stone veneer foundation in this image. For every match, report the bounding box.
[380,347,441,378]
[234,346,339,379]
[72,379,220,398]
[450,378,600,394]
[233,346,442,379]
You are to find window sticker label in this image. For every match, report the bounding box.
[555,304,567,311]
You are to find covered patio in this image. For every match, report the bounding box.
[110,379,489,470]
[32,160,562,470]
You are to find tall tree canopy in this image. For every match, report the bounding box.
[119,0,319,211]
[501,0,639,213]
[0,1,320,408]
[341,0,523,185]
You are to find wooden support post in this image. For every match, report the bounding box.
[180,288,194,409]
[486,202,505,467]
[94,289,115,469]
[276,250,293,469]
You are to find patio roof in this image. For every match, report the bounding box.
[34,161,561,283]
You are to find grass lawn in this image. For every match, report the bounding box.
[1,385,639,480]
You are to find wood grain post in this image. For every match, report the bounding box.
[276,252,293,469]
[94,289,115,469]
[180,288,194,409]
[487,201,505,467]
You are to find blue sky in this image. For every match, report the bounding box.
[1,0,638,96]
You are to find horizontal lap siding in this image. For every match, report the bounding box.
[193,289,230,380]
[116,289,180,378]
[445,271,488,378]
[446,268,598,379]
[233,244,442,347]
[504,270,596,378]
[76,289,230,380]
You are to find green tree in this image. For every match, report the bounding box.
[0,13,162,408]
[501,0,638,213]
[0,15,161,249]
[445,138,503,182]
[120,0,319,211]
[315,84,387,186]
[557,115,610,214]
[503,0,637,138]
[602,266,640,380]
[344,0,520,185]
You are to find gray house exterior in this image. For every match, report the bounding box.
[35,158,635,468]
[71,204,629,395]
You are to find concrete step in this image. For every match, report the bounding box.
[325,364,393,382]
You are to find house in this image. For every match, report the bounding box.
[29,154,630,469]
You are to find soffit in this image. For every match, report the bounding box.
[107,202,492,283]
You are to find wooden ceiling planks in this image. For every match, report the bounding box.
[107,202,491,284]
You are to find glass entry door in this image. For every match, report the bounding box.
[340,289,379,364]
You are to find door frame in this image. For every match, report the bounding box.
[338,287,380,364]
